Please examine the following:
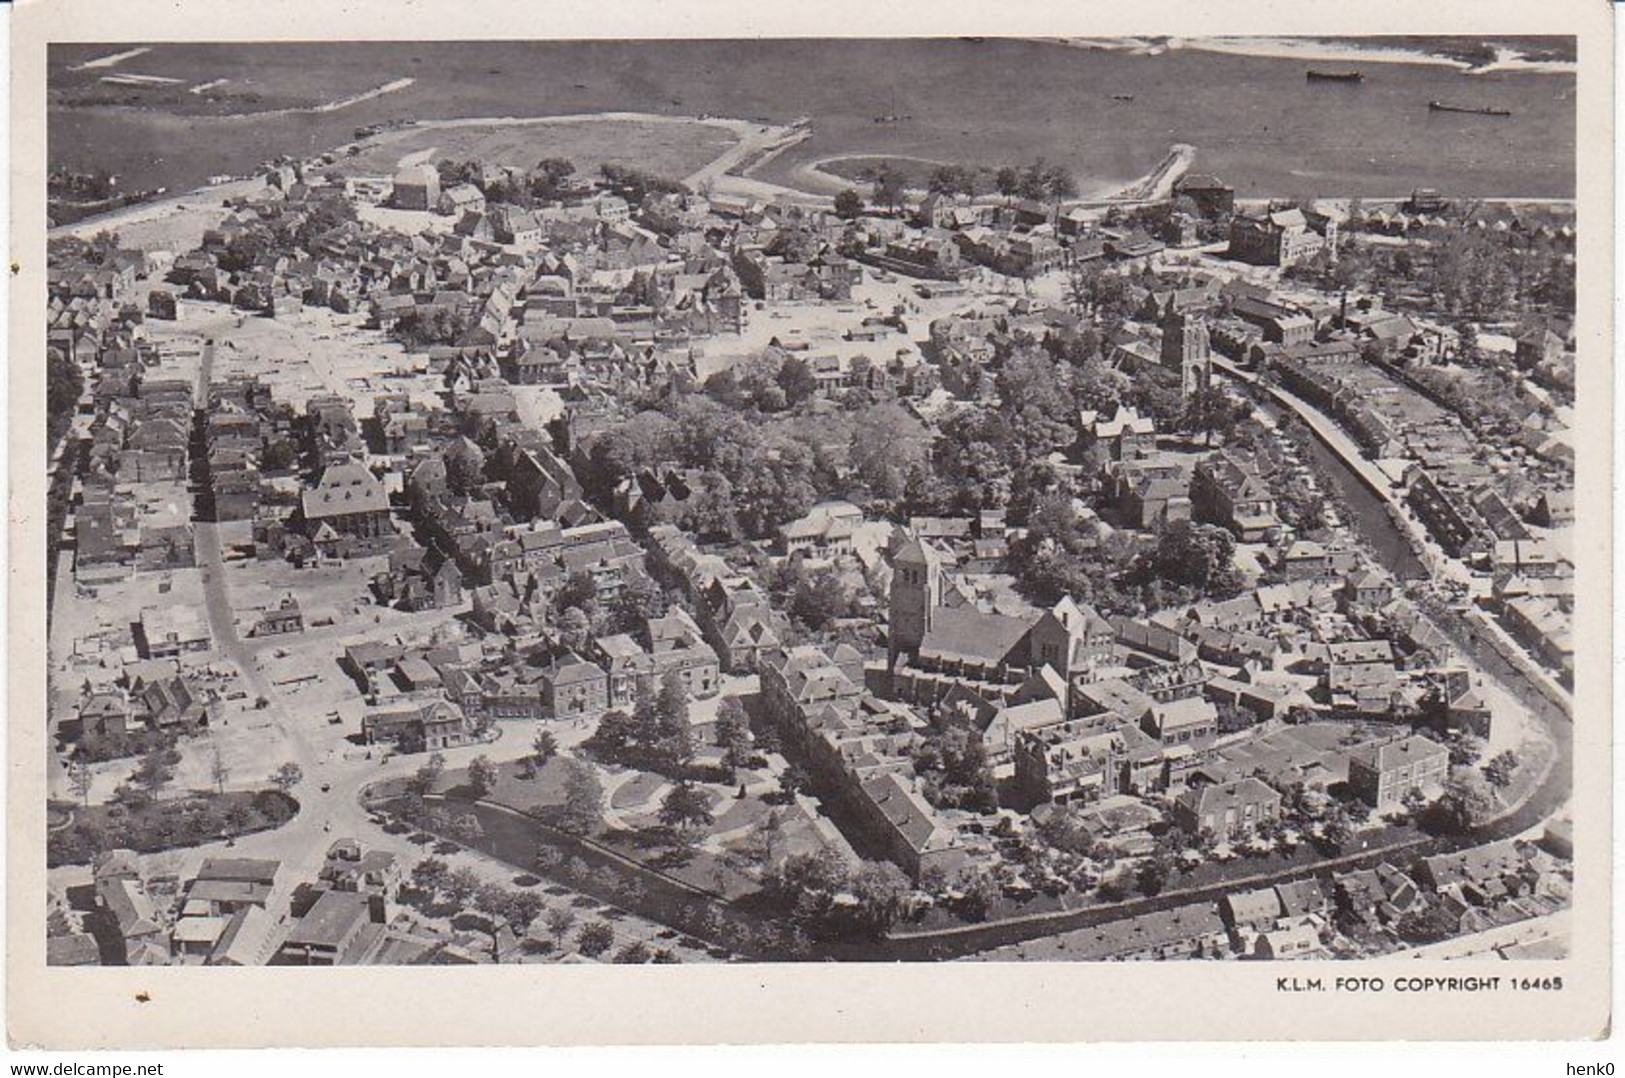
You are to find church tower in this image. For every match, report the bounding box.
[1160,295,1212,398]
[888,535,942,668]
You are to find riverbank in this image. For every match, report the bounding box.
[1179,36,1576,76]
[1039,35,1577,76]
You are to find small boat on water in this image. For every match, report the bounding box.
[1429,100,1512,117]
[1306,70,1363,83]
[1111,93,1135,102]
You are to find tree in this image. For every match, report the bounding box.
[871,164,909,214]
[531,157,577,200]
[849,861,911,936]
[436,158,479,189]
[613,940,652,964]
[131,747,175,799]
[554,571,599,619]
[740,810,787,869]
[269,762,303,794]
[444,438,487,495]
[590,709,636,756]
[833,188,865,220]
[1395,903,1461,945]
[911,727,998,814]
[654,669,692,744]
[410,857,450,896]
[994,166,1020,201]
[443,866,481,904]
[1035,159,1077,203]
[609,577,667,634]
[713,697,752,768]
[785,565,851,632]
[953,868,1001,921]
[1446,732,1484,770]
[67,758,94,806]
[616,876,649,905]
[1136,854,1173,897]
[468,755,500,799]
[1151,520,1239,594]
[761,845,849,922]
[1483,750,1520,788]
[927,164,977,197]
[210,748,231,795]
[658,781,715,835]
[396,791,429,826]
[260,437,298,472]
[474,881,514,922]
[509,891,547,931]
[575,920,614,957]
[1179,385,1243,446]
[778,763,809,801]
[1456,321,1482,366]
[409,752,446,796]
[598,163,686,203]
[1428,772,1499,834]
[1016,158,1051,201]
[847,403,928,502]
[545,905,577,945]
[995,349,1079,459]
[556,606,593,654]
[391,307,465,347]
[558,760,605,835]
[531,728,559,770]
[1319,806,1353,853]
[776,355,820,407]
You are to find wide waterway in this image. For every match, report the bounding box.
[50,39,1574,204]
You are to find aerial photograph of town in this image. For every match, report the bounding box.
[42,36,1578,968]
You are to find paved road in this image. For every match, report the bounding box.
[189,518,458,908]
[190,338,359,896]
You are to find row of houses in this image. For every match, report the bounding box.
[355,608,723,751]
[645,524,792,674]
[758,644,980,881]
[982,828,1565,964]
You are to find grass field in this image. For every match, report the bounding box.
[336,118,736,180]
[812,154,957,188]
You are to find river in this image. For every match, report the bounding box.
[50,39,1574,205]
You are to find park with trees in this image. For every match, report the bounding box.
[48,767,299,868]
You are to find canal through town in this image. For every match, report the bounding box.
[1257,397,1427,580]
